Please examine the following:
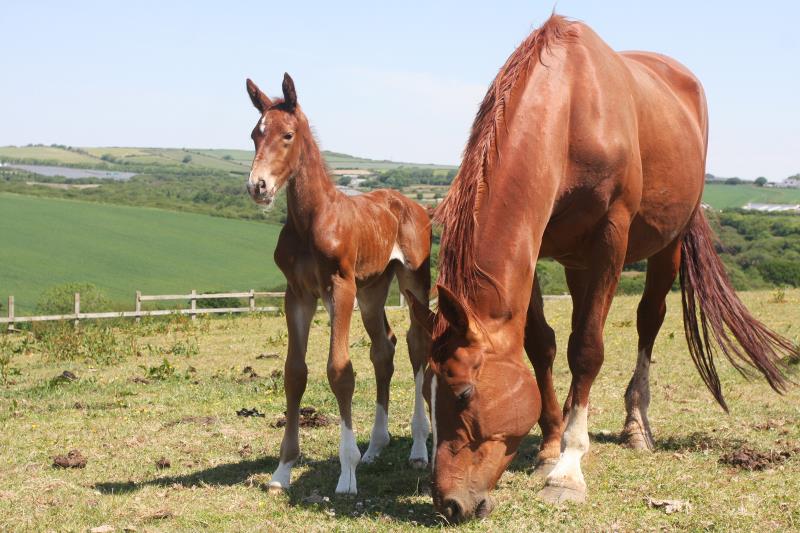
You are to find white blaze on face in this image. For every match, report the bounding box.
[430,374,438,471]
[258,115,267,134]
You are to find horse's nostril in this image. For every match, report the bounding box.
[442,498,464,523]
[257,178,267,192]
[475,497,493,518]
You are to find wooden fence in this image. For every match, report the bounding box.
[1,290,408,331]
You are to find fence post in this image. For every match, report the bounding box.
[7,296,13,332]
[135,291,141,324]
[190,289,197,321]
[249,289,255,312]
[399,292,405,308]
[73,293,80,328]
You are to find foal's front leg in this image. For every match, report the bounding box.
[269,287,315,490]
[323,274,362,494]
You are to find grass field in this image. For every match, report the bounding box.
[0,291,798,531]
[702,183,800,209]
[0,193,284,313]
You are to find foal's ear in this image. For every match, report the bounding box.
[436,284,474,337]
[246,78,272,113]
[405,290,434,335]
[282,72,297,111]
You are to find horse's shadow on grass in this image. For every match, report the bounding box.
[94,436,441,525]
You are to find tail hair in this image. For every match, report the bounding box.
[679,209,796,411]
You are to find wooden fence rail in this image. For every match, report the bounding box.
[2,289,407,330]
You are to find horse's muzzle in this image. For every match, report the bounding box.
[246,178,273,205]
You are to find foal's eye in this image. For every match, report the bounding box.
[283,132,294,141]
[455,384,474,406]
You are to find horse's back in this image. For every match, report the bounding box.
[620,51,709,261]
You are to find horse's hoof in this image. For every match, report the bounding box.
[538,484,586,505]
[532,459,558,479]
[408,457,428,470]
[267,481,288,495]
[621,427,654,451]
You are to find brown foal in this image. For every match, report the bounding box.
[245,74,432,494]
[407,15,797,521]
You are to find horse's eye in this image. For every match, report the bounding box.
[283,132,294,141]
[456,384,474,406]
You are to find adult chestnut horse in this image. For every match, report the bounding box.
[407,14,796,521]
[245,74,432,494]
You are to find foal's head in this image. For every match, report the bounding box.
[409,286,541,522]
[244,73,306,206]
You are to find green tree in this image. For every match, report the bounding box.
[182,155,193,164]
[755,176,767,187]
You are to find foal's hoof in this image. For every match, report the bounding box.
[532,459,558,479]
[408,457,428,470]
[538,484,586,505]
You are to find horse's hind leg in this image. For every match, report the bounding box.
[358,270,397,464]
[269,286,316,491]
[524,275,560,477]
[622,239,681,450]
[396,259,432,469]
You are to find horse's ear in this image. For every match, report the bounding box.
[405,290,434,335]
[246,78,271,113]
[282,72,297,111]
[436,284,473,336]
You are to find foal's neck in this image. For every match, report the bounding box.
[285,129,338,234]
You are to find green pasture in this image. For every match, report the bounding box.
[0,193,284,313]
[0,291,798,531]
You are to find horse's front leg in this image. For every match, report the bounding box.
[323,272,361,494]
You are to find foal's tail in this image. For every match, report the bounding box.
[679,209,796,411]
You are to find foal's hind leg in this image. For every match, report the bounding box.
[357,271,397,464]
[524,275,560,478]
[396,260,432,469]
[269,286,316,491]
[622,240,681,450]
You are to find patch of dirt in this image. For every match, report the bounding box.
[163,415,218,428]
[53,449,87,469]
[238,443,253,458]
[52,370,78,384]
[720,446,797,471]
[256,352,280,359]
[142,509,173,521]
[130,376,150,385]
[155,457,171,469]
[236,407,265,418]
[273,406,332,428]
[752,419,786,431]
[73,402,85,409]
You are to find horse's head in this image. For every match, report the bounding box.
[244,73,305,206]
[408,286,541,522]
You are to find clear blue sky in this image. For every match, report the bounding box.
[2,1,798,180]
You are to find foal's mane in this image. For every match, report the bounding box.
[434,14,576,311]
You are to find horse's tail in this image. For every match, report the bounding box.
[679,208,796,411]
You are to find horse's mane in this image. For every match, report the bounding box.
[433,14,576,315]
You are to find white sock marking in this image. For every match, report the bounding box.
[409,367,430,464]
[335,422,361,494]
[430,374,438,471]
[362,403,390,463]
[546,405,589,489]
[269,459,295,489]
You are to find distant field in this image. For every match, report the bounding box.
[0,145,456,173]
[702,183,800,209]
[0,193,284,313]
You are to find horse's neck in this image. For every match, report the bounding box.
[286,140,337,235]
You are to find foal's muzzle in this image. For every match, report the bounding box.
[246,178,273,205]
